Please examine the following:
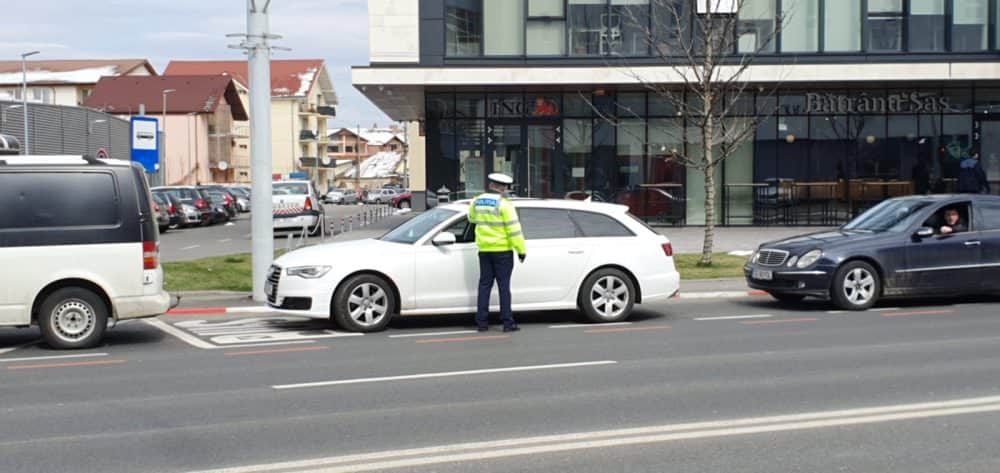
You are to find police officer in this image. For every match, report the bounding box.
[468,173,526,332]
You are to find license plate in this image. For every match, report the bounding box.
[752,269,773,281]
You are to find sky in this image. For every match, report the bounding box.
[0,0,390,129]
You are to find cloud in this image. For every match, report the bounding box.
[144,31,213,42]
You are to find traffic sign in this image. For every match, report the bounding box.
[130,116,160,173]
[96,148,108,160]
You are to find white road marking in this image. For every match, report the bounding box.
[143,318,217,349]
[0,341,37,356]
[217,341,315,349]
[225,306,276,314]
[872,307,900,312]
[388,330,478,338]
[548,322,633,329]
[0,353,108,363]
[678,291,753,299]
[273,360,618,390]
[193,395,1000,473]
[217,239,232,243]
[180,245,201,251]
[694,314,772,321]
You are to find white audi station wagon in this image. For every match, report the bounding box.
[267,199,680,332]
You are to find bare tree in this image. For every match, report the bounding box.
[588,0,787,265]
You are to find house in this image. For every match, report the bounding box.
[327,127,406,158]
[0,59,156,107]
[84,75,248,185]
[164,60,337,187]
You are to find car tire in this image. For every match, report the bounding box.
[578,268,636,323]
[831,261,881,311]
[769,292,806,303]
[38,287,108,349]
[332,274,395,332]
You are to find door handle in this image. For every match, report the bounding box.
[965,241,982,247]
[568,249,585,255]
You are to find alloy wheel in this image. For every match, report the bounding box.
[590,276,629,320]
[843,267,875,305]
[347,283,388,327]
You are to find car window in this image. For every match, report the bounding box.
[978,203,1000,231]
[381,208,458,244]
[519,208,580,239]
[442,217,476,244]
[922,202,972,234]
[843,199,932,233]
[569,211,634,237]
[0,172,119,230]
[274,183,309,195]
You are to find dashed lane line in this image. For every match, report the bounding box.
[180,245,201,251]
[7,359,126,371]
[388,330,478,338]
[694,314,772,321]
[0,353,108,363]
[741,317,818,325]
[548,322,633,329]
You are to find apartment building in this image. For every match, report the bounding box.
[0,59,156,107]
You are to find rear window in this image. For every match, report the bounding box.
[519,208,580,239]
[163,188,200,201]
[274,183,309,195]
[0,171,119,230]
[569,211,634,237]
[977,203,1000,231]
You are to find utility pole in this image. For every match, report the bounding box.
[355,123,361,191]
[230,0,287,302]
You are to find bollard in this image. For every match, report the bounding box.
[340,217,346,235]
[348,215,353,232]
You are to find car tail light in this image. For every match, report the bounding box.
[225,194,233,206]
[661,242,674,257]
[169,204,176,215]
[195,199,208,209]
[304,197,313,211]
[143,241,159,270]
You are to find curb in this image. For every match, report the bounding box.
[166,290,770,315]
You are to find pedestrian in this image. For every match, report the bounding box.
[468,173,527,333]
[957,152,990,194]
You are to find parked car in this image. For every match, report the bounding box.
[272,180,325,235]
[204,191,233,223]
[153,186,214,225]
[228,187,251,212]
[150,193,172,233]
[323,189,345,204]
[340,188,360,205]
[391,190,412,209]
[365,188,398,204]
[0,155,170,348]
[197,185,237,218]
[745,195,1000,310]
[265,199,680,332]
[152,190,188,228]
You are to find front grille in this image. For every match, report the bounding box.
[757,249,789,267]
[266,265,281,304]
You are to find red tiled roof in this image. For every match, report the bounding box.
[0,59,156,85]
[164,59,329,99]
[83,75,248,120]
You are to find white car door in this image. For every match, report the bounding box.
[413,216,480,311]
[511,208,593,305]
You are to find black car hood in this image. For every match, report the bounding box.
[759,230,885,253]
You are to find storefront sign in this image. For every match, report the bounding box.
[489,96,559,118]
[805,92,950,114]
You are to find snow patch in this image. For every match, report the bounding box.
[338,151,403,179]
[294,68,317,96]
[0,66,119,85]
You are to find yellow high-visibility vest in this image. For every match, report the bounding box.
[468,193,526,254]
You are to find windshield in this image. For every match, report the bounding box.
[380,208,458,244]
[274,183,309,195]
[843,199,932,232]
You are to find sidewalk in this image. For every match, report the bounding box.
[658,226,836,254]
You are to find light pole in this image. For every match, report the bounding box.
[20,50,40,154]
[187,111,198,184]
[161,88,176,181]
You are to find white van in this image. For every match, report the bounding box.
[0,155,171,348]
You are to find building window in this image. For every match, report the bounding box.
[568,0,605,56]
[908,0,946,52]
[780,0,819,52]
[328,145,340,153]
[446,0,482,56]
[824,0,861,51]
[652,0,691,55]
[867,0,904,52]
[951,0,988,51]
[738,0,776,53]
[611,0,651,56]
[484,0,524,55]
[345,145,354,153]
[528,0,567,55]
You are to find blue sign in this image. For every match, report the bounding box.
[289,172,309,180]
[130,116,160,173]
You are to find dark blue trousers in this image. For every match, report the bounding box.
[477,251,515,328]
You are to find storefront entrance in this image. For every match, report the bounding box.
[486,122,559,198]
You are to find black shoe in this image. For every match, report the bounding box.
[502,326,520,333]
[477,326,489,332]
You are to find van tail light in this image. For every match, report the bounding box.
[143,241,159,270]
[195,199,208,209]
[661,242,674,257]
[304,197,313,211]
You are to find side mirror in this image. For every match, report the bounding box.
[432,232,457,246]
[914,227,934,239]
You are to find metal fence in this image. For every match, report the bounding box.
[0,100,130,159]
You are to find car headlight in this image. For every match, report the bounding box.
[286,266,332,279]
[750,250,760,263]
[796,250,823,269]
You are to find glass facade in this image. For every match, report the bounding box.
[425,85,997,225]
[444,0,1000,56]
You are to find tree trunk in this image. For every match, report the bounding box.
[700,119,716,266]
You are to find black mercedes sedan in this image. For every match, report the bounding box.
[745,195,1000,310]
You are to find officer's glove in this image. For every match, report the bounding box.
[518,253,526,263]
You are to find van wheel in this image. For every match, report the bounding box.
[579,268,635,323]
[38,287,108,349]
[333,274,395,332]
[831,261,880,310]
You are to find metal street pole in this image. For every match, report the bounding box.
[355,123,361,192]
[20,50,39,154]
[244,0,276,302]
[162,89,175,182]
